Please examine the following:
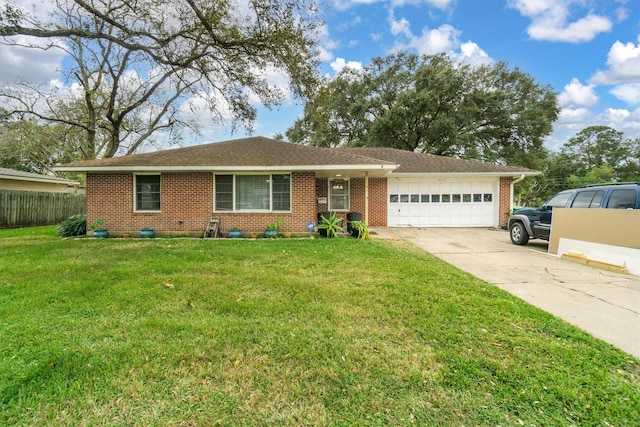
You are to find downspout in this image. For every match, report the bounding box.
[511,174,526,210]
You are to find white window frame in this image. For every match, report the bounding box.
[214,173,292,213]
[133,173,161,213]
[328,178,350,211]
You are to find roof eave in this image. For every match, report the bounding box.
[53,164,399,173]
[0,174,79,185]
[387,171,541,178]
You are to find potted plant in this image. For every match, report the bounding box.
[228,227,242,238]
[350,221,370,239]
[264,221,278,238]
[89,219,109,238]
[139,228,155,238]
[250,231,259,239]
[122,231,132,239]
[317,212,343,238]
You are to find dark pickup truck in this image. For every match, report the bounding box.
[508,183,640,245]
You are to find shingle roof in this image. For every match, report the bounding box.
[340,147,538,174]
[57,137,396,169]
[55,136,539,176]
[0,167,78,184]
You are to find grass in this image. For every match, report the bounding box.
[0,226,639,426]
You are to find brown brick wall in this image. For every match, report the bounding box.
[86,172,213,235]
[86,171,319,236]
[499,177,512,228]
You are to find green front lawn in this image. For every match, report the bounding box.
[1,227,638,426]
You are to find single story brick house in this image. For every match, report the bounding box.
[54,137,539,236]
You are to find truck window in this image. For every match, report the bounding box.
[607,189,637,209]
[545,191,573,208]
[571,190,604,208]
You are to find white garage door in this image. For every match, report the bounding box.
[387,178,497,227]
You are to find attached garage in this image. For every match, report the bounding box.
[387,177,497,227]
[342,147,539,229]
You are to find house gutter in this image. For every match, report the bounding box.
[511,174,526,210]
[0,173,78,186]
[53,164,398,173]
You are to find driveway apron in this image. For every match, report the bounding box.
[371,227,640,359]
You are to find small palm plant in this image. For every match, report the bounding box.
[318,212,343,238]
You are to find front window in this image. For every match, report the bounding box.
[329,179,350,211]
[135,174,161,211]
[215,175,233,211]
[215,174,291,212]
[236,175,270,210]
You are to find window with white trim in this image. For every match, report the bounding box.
[135,174,161,211]
[214,174,291,212]
[329,179,349,211]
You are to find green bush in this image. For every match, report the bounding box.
[57,214,87,237]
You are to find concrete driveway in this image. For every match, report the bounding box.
[371,227,640,359]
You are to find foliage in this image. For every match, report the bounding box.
[0,230,639,425]
[56,215,86,237]
[56,214,86,237]
[266,218,284,231]
[318,212,344,237]
[89,218,105,231]
[0,113,83,174]
[0,0,321,159]
[350,220,370,239]
[532,126,640,203]
[287,52,558,167]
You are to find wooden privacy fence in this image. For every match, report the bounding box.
[0,190,86,228]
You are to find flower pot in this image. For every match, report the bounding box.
[263,229,278,238]
[228,229,242,238]
[92,229,109,238]
[139,228,155,238]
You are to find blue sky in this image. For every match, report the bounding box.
[1,0,639,153]
[247,0,640,151]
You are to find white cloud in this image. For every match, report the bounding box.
[387,14,493,67]
[330,57,364,73]
[388,14,412,38]
[391,0,454,9]
[316,23,339,62]
[508,0,613,43]
[0,36,66,84]
[558,78,599,108]
[390,22,460,56]
[590,37,640,85]
[451,41,493,67]
[332,0,453,11]
[610,83,640,105]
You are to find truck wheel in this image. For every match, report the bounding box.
[509,222,529,245]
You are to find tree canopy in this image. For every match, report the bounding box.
[546,126,640,190]
[0,0,320,159]
[286,52,558,168]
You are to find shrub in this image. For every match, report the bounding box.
[57,214,87,237]
[318,212,343,238]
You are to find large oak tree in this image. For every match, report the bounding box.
[0,0,320,159]
[287,52,558,168]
